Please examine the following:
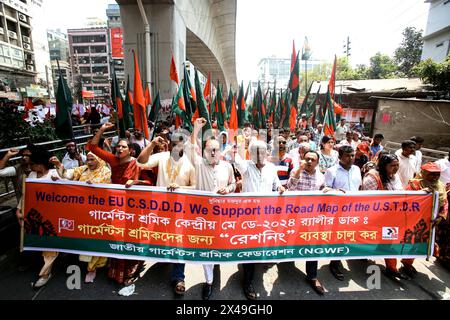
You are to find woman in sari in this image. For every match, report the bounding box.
[50,152,111,283]
[362,154,409,280]
[17,146,59,289]
[86,122,146,287]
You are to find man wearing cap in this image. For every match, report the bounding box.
[401,162,448,277]
[395,140,417,188]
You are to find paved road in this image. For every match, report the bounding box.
[0,247,449,300]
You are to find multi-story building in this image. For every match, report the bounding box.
[257,56,327,92]
[28,0,53,98]
[106,3,124,88]
[421,0,450,62]
[47,29,72,94]
[68,27,111,101]
[0,0,37,99]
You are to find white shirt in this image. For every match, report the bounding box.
[18,169,58,209]
[436,157,450,185]
[324,164,362,191]
[395,149,417,188]
[335,124,348,141]
[234,154,282,193]
[130,136,151,150]
[139,151,195,187]
[339,139,359,150]
[184,141,236,193]
[62,153,86,170]
[415,150,423,172]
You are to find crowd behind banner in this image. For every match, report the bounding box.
[1,112,449,300]
[0,43,449,300]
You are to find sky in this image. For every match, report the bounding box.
[42,0,430,83]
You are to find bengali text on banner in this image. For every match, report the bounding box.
[22,179,438,263]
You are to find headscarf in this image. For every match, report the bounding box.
[72,152,111,183]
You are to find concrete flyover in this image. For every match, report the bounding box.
[116,0,238,100]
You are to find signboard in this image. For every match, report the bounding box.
[342,108,374,123]
[23,180,437,263]
[110,28,124,59]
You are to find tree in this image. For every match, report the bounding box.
[367,52,397,79]
[413,55,450,93]
[336,57,368,80]
[394,27,424,78]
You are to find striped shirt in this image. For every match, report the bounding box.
[271,154,294,186]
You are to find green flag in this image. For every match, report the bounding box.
[123,75,133,129]
[194,69,212,141]
[54,62,73,140]
[149,91,161,128]
[215,81,226,132]
[171,81,192,132]
[183,65,196,121]
[111,72,126,138]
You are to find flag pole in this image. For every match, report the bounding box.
[142,83,147,147]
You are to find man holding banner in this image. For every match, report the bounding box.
[137,132,195,296]
[186,118,237,300]
[287,150,326,295]
[324,145,362,281]
[229,139,285,300]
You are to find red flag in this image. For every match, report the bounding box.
[229,95,238,143]
[170,50,180,85]
[290,40,296,73]
[328,55,337,99]
[203,72,211,101]
[289,106,297,132]
[133,50,150,139]
[23,98,34,120]
[144,85,152,107]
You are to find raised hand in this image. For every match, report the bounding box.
[49,156,62,168]
[7,149,20,158]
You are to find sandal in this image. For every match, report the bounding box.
[243,283,257,300]
[307,279,325,295]
[174,280,185,295]
[124,276,139,286]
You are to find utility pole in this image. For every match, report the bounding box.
[343,36,351,60]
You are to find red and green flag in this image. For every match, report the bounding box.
[323,90,337,137]
[111,72,126,138]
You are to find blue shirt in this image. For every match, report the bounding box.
[324,164,362,191]
[370,144,383,157]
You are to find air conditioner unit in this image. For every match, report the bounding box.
[22,35,30,43]
[8,31,17,39]
[23,43,31,50]
[0,28,4,35]
[18,14,27,23]
[26,65,34,71]
[26,59,34,65]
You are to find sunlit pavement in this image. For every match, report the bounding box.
[0,248,449,300]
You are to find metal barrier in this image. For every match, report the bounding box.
[384,141,448,163]
[0,126,118,201]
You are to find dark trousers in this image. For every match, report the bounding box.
[306,261,318,280]
[330,260,343,269]
[242,263,255,285]
[171,263,185,282]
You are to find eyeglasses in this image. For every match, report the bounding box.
[278,141,287,145]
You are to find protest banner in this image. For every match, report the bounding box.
[23,179,438,264]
